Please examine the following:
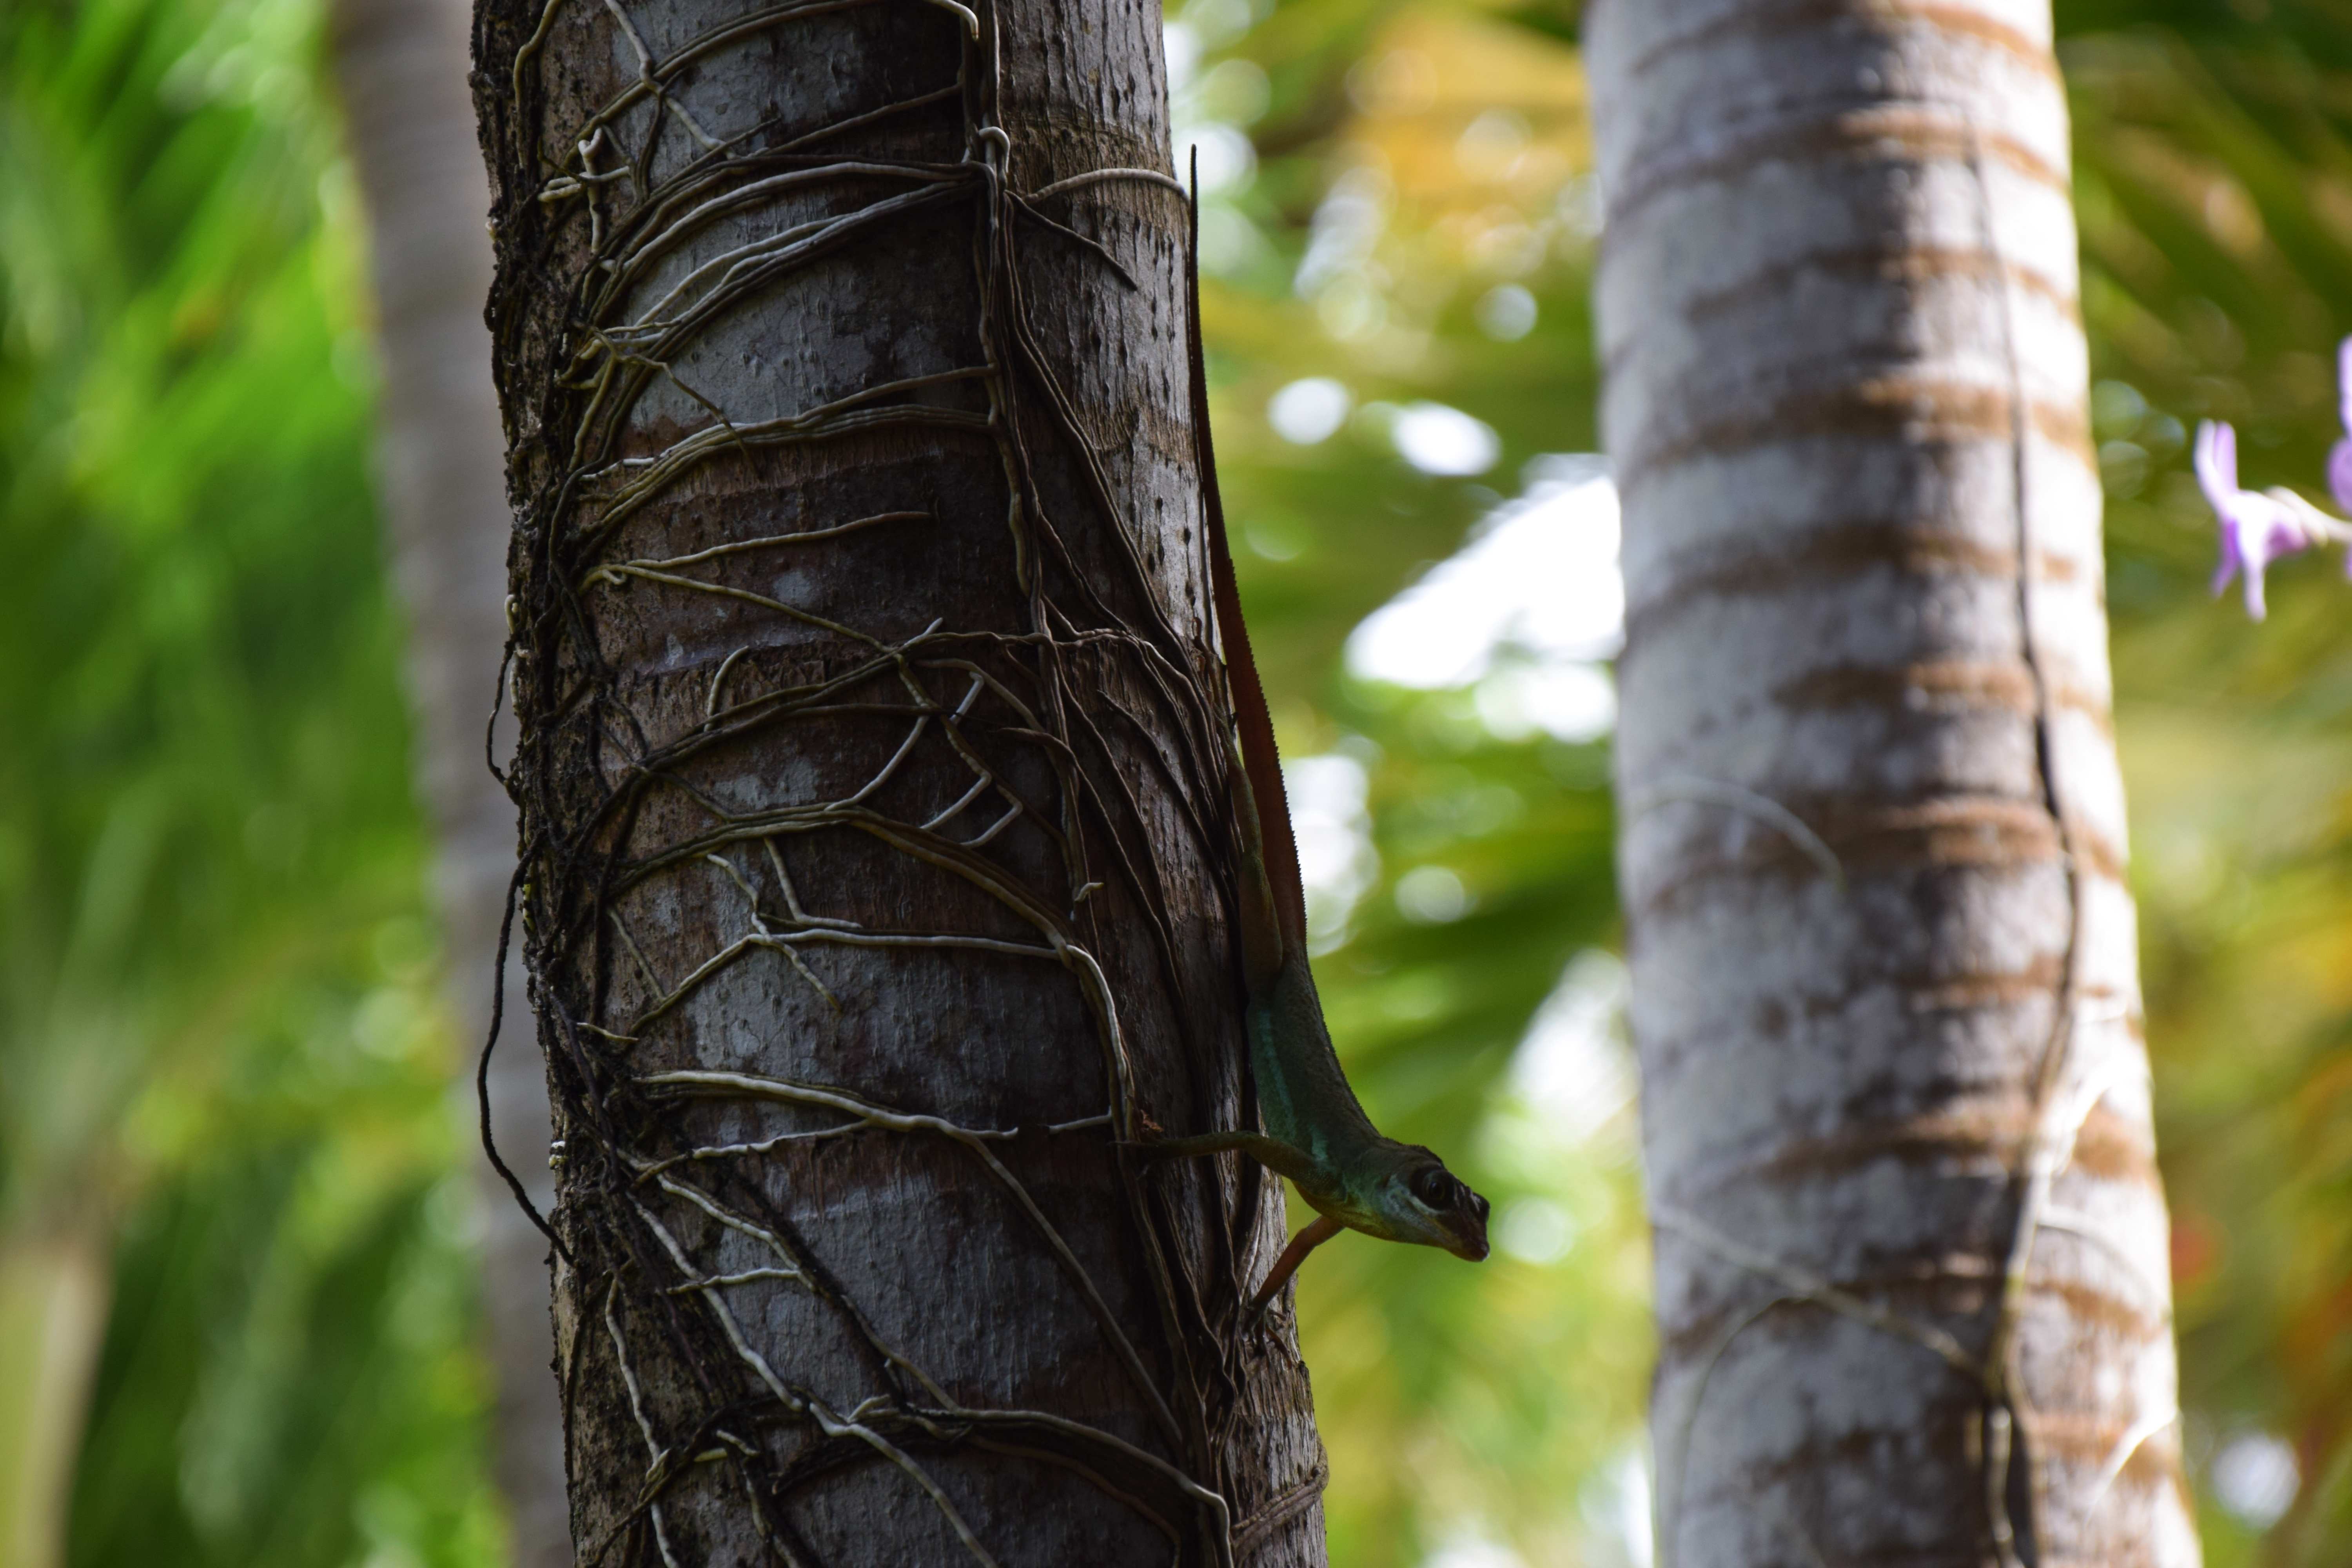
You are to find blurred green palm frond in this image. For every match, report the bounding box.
[0,0,394,1215]
[0,2,497,1564]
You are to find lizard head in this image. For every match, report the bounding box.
[1357,1144,1490,1261]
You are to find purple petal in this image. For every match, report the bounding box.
[2212,493,2308,620]
[2235,494,2317,620]
[2258,513,2313,571]
[2210,512,2244,599]
[2194,419,2238,509]
[2339,335,2352,436]
[2328,437,2352,514]
[2228,505,2275,619]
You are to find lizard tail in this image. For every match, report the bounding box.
[1187,169,1312,982]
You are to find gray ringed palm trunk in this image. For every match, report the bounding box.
[1586,3,2197,1565]
[470,2,1328,1563]
[325,1,572,1563]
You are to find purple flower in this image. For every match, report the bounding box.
[2332,336,2352,513]
[2196,419,2342,620]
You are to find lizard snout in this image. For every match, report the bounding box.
[1452,1189,1492,1262]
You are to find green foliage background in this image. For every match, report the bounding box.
[0,2,497,1563]
[0,0,2344,1564]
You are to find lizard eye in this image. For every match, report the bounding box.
[1408,1167,1454,1209]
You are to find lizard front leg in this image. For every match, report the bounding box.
[1127,1131,1319,1187]
[1249,1213,1345,1319]
[1131,1132,1346,1317]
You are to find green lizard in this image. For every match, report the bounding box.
[1143,185,1491,1320]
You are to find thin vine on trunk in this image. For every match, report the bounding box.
[470,3,1329,1563]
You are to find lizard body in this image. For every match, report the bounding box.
[1158,182,1490,1316]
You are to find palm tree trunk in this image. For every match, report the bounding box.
[470,3,1327,1562]
[0,1221,109,1568]
[1586,3,2197,1564]
[325,3,571,1563]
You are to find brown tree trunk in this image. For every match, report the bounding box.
[326,3,571,1563]
[470,3,1328,1563]
[1587,2,2198,1564]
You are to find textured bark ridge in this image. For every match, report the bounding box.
[327,2,571,1561]
[470,3,1328,1563]
[1586,3,2198,1565]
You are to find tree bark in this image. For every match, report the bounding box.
[325,4,571,1563]
[470,3,1328,1563]
[1586,4,2197,1565]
